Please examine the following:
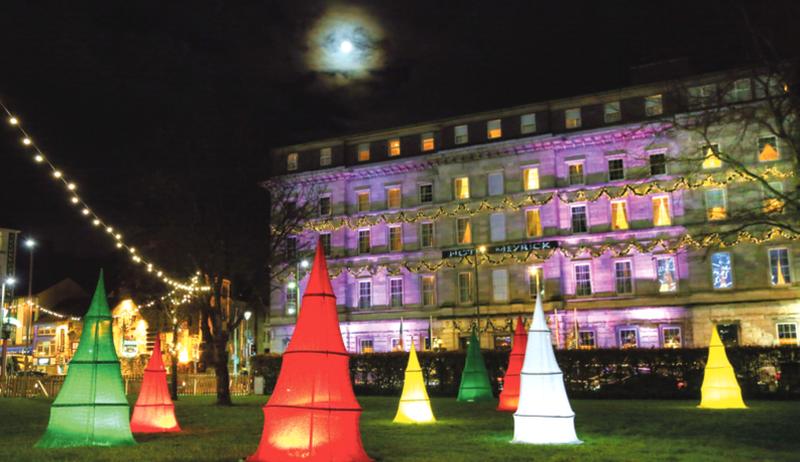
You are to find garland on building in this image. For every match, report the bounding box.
[292,167,794,233]
[284,227,800,281]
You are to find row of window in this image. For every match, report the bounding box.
[287,249,791,313]
[319,138,781,217]
[285,76,778,172]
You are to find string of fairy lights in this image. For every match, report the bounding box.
[0,101,206,294]
[293,167,794,233]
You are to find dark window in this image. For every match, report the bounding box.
[320,233,331,256]
[285,237,297,261]
[717,324,739,347]
[649,153,667,176]
[319,196,331,216]
[571,206,588,233]
[419,184,433,203]
[608,159,624,181]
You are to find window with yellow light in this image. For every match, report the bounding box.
[652,196,671,226]
[701,144,722,169]
[610,200,629,230]
[522,167,539,191]
[454,177,469,200]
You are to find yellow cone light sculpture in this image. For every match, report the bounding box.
[698,326,747,409]
[394,341,436,424]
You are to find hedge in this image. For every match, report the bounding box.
[251,346,800,399]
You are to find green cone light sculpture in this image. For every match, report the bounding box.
[457,325,493,402]
[36,271,136,448]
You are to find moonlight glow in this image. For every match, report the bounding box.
[306,6,384,81]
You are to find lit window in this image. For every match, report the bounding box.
[656,257,677,292]
[608,158,624,181]
[358,280,372,310]
[320,147,332,166]
[705,188,727,221]
[525,209,542,237]
[356,191,370,212]
[454,177,470,200]
[777,323,798,346]
[724,78,752,103]
[487,119,502,139]
[358,229,370,254]
[422,275,436,306]
[458,272,472,304]
[387,187,402,209]
[662,327,682,348]
[571,205,588,233]
[652,196,671,226]
[649,153,667,176]
[494,335,512,351]
[286,286,297,315]
[575,264,592,296]
[454,124,468,144]
[610,200,629,230]
[568,162,584,185]
[565,108,581,129]
[419,183,433,203]
[769,248,792,285]
[615,261,633,294]
[319,196,331,216]
[492,269,509,302]
[604,101,621,123]
[388,226,403,252]
[456,218,472,244]
[420,222,434,248]
[758,136,779,161]
[763,181,784,213]
[523,167,539,191]
[688,83,717,109]
[389,278,403,307]
[645,94,663,116]
[528,266,543,298]
[579,331,596,349]
[360,338,374,353]
[287,152,298,171]
[619,328,638,348]
[488,172,504,196]
[490,213,506,242]
[421,132,435,151]
[389,138,401,157]
[711,252,734,289]
[357,143,370,162]
[702,144,722,169]
[320,233,331,256]
[520,113,536,134]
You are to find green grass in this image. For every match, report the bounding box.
[1,396,798,461]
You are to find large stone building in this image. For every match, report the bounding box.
[265,68,799,354]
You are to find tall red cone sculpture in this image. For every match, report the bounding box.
[497,317,528,412]
[248,240,371,462]
[130,337,181,433]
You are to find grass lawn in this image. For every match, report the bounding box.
[1,396,798,461]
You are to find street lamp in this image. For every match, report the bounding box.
[473,245,486,330]
[1,277,17,378]
[244,310,252,373]
[24,239,35,354]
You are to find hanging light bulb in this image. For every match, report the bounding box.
[106,226,113,233]
[92,219,100,226]
[53,170,62,178]
[22,137,32,145]
[70,196,79,204]
[67,183,76,191]
[8,116,18,125]
[116,242,123,248]
[34,155,44,163]
[81,208,90,215]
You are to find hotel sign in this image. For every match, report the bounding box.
[441,240,559,259]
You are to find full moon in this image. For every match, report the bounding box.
[339,40,354,54]
[306,5,384,81]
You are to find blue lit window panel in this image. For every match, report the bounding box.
[711,252,734,289]
[656,257,677,292]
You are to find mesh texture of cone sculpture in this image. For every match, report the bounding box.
[36,271,136,448]
[497,317,528,411]
[457,326,493,402]
[248,241,371,461]
[394,341,436,424]
[513,293,581,445]
[698,326,747,409]
[130,337,181,433]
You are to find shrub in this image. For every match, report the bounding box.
[250,346,800,399]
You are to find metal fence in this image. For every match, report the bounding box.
[0,374,253,398]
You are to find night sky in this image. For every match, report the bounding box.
[0,0,796,294]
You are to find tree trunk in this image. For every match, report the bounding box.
[214,335,232,406]
[170,357,179,401]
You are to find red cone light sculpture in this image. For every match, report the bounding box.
[248,240,371,461]
[130,337,181,433]
[497,317,527,412]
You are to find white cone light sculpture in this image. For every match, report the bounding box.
[512,293,581,445]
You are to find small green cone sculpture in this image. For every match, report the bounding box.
[36,271,136,448]
[457,326,493,402]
